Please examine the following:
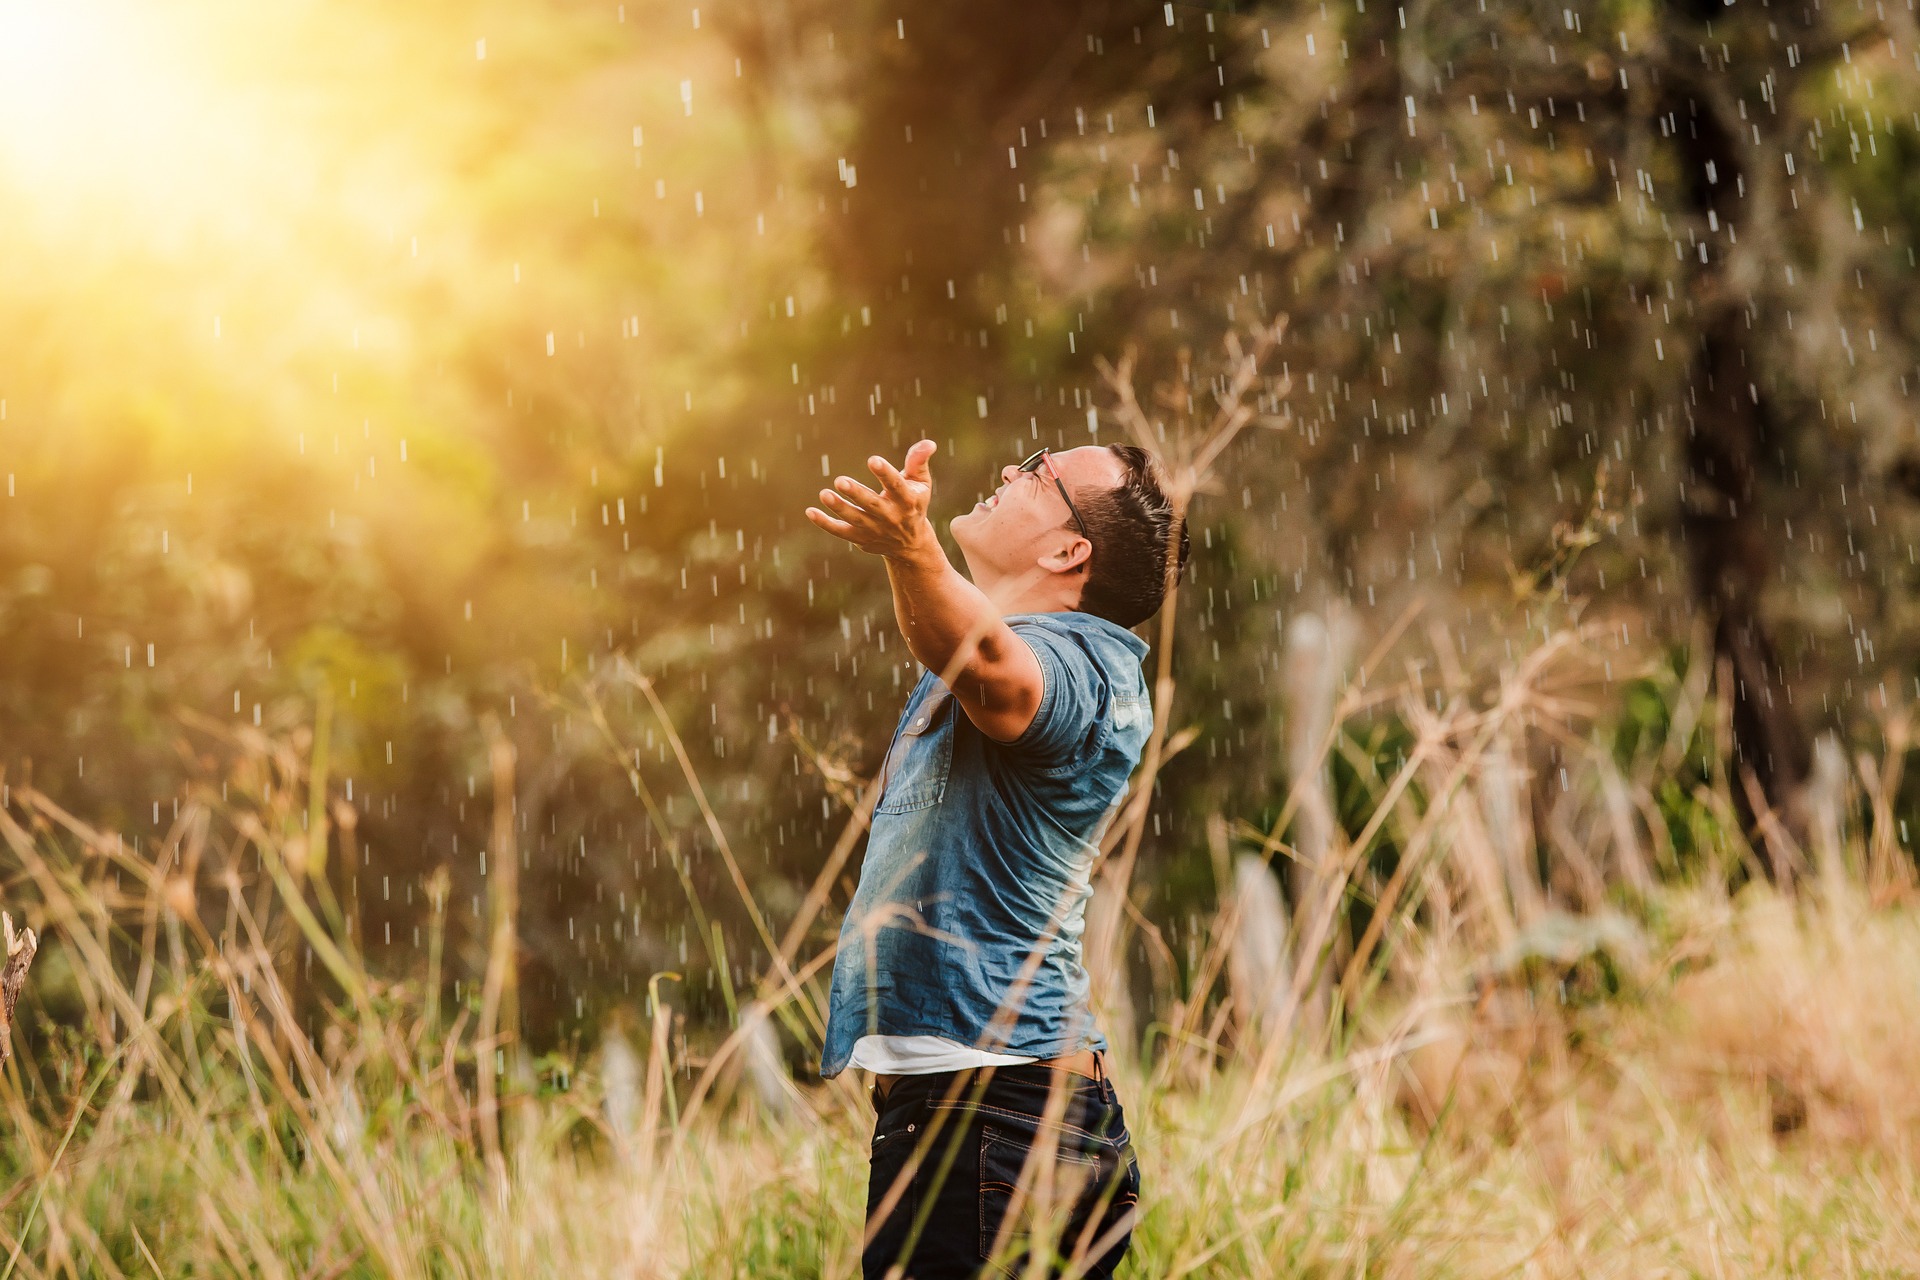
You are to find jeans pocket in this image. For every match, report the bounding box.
[865,1117,923,1275]
[976,1122,1106,1274]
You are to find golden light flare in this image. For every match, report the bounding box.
[0,0,775,429]
[0,0,464,397]
[0,0,206,197]
[0,0,386,264]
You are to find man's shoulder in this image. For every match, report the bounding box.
[1005,610,1149,671]
[999,612,1151,771]
[1004,611,1151,719]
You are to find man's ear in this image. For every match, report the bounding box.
[1041,535,1093,576]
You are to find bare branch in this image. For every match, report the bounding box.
[1,911,38,1075]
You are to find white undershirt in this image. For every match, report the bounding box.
[848,1034,1038,1075]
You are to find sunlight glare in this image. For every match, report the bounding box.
[0,0,156,166]
[0,0,260,241]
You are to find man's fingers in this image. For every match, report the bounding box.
[832,475,887,508]
[818,488,875,519]
[901,439,937,483]
[871,444,932,498]
[804,506,860,540]
[868,455,912,496]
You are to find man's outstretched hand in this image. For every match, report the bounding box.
[805,439,940,558]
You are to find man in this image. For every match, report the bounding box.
[805,436,1189,1279]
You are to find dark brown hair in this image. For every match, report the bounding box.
[1074,445,1190,628]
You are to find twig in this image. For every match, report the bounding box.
[0,911,37,1075]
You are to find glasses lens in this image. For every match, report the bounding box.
[1016,449,1046,473]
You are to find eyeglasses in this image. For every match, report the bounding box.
[1015,448,1091,545]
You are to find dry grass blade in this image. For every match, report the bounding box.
[477,718,521,1186]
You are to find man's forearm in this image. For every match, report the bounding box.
[881,527,1016,689]
[803,440,1044,739]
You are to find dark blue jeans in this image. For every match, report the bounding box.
[863,1063,1141,1279]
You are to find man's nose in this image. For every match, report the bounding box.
[999,464,1021,485]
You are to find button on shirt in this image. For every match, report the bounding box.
[820,611,1153,1079]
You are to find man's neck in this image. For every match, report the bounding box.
[975,572,1082,618]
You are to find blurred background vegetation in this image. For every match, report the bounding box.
[5,0,1920,1061]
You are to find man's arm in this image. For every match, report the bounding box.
[804,440,1044,743]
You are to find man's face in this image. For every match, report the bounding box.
[950,445,1124,584]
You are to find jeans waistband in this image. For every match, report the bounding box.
[870,1059,1117,1122]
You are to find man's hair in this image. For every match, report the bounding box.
[1073,444,1191,628]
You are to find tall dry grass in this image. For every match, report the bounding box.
[3,330,1920,1275]
[3,626,1919,1277]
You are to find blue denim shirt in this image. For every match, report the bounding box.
[820,611,1153,1079]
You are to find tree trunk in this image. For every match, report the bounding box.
[1664,28,1813,865]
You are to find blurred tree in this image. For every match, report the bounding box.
[1005,0,1920,873]
[1659,0,1812,860]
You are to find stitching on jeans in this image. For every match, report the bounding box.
[978,1126,1035,1276]
[978,1129,997,1266]
[978,1122,1121,1276]
[987,1138,1102,1174]
[928,1099,1121,1147]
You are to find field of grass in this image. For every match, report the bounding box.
[3,828,1918,1279]
[5,614,1920,1279]
[2,368,1914,1276]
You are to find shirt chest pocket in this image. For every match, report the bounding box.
[1110,693,1151,736]
[874,687,955,816]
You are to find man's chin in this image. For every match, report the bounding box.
[948,510,986,565]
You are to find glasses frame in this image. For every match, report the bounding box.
[1015,448,1092,547]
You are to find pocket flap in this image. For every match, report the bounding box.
[902,686,952,737]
